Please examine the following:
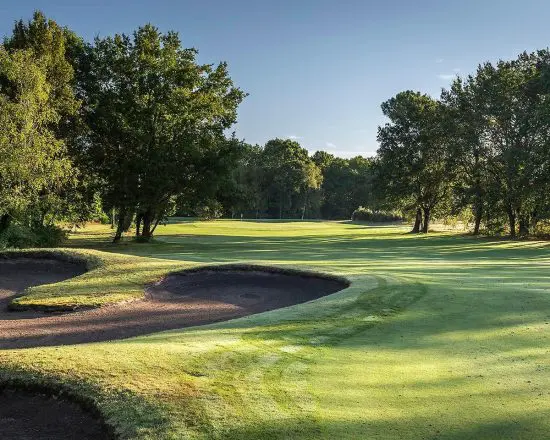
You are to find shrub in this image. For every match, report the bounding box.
[0,224,67,249]
[351,207,402,223]
[194,200,224,220]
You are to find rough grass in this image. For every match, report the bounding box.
[0,220,549,439]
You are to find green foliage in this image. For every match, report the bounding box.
[81,24,245,241]
[351,207,402,222]
[376,91,450,233]
[259,139,323,219]
[317,155,375,219]
[194,200,224,220]
[0,224,67,248]
[0,45,74,232]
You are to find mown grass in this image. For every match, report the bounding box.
[3,249,183,310]
[1,220,550,439]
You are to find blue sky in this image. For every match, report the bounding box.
[1,1,549,158]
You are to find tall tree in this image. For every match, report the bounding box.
[3,11,90,229]
[376,91,449,233]
[261,139,322,219]
[0,47,72,232]
[81,25,245,241]
[441,75,491,234]
[472,53,546,236]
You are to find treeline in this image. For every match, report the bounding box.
[0,11,244,244]
[0,11,378,246]
[375,50,550,237]
[4,11,548,244]
[209,139,376,220]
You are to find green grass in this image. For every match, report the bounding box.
[1,220,550,439]
[4,249,184,310]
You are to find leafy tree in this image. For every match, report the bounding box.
[441,75,491,234]
[81,25,245,241]
[260,139,322,219]
[0,47,72,233]
[376,91,450,233]
[470,53,547,236]
[2,11,94,231]
[215,142,265,218]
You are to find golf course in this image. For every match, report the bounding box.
[1,219,549,439]
[2,6,550,438]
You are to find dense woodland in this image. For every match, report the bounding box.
[2,11,550,246]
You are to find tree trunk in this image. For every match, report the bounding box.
[135,213,142,237]
[507,205,516,238]
[113,208,126,243]
[141,210,153,240]
[473,203,483,235]
[111,207,115,229]
[411,208,422,233]
[530,210,538,233]
[518,212,529,236]
[0,214,11,234]
[150,217,162,235]
[301,192,308,220]
[422,207,430,233]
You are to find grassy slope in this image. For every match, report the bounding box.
[1,220,550,439]
[4,249,185,310]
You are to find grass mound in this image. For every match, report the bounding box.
[3,249,182,311]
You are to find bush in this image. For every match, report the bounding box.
[351,207,402,223]
[194,200,224,220]
[0,224,67,249]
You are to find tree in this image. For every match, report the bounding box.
[0,47,73,233]
[441,75,491,234]
[81,25,245,241]
[376,91,450,233]
[260,139,322,219]
[470,53,547,237]
[3,11,92,230]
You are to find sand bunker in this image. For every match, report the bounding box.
[0,389,108,440]
[0,260,348,349]
[0,261,347,438]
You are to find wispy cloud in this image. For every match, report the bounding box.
[286,135,303,140]
[435,58,444,64]
[437,73,456,81]
[326,142,336,148]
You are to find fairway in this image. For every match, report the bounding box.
[1,220,550,439]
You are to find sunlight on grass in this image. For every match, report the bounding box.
[1,220,550,439]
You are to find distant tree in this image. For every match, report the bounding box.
[312,150,335,171]
[261,139,322,219]
[81,25,245,241]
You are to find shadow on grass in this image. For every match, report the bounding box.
[212,413,546,440]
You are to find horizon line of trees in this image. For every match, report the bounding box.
[4,11,550,245]
[0,11,382,247]
[207,138,378,221]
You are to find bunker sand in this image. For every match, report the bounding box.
[0,259,346,350]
